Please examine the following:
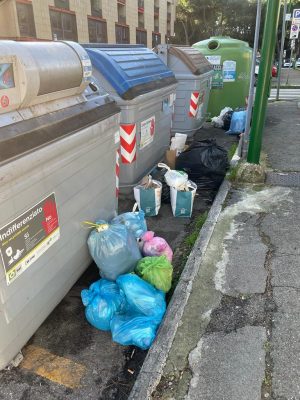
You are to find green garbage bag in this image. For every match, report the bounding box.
[136,256,173,293]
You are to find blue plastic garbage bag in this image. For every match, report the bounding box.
[87,221,142,281]
[81,279,125,331]
[226,110,246,135]
[110,314,159,350]
[111,208,147,239]
[116,274,166,321]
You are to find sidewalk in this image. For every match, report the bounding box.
[130,99,300,400]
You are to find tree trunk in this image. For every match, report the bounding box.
[180,19,189,45]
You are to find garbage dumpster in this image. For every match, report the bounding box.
[193,37,252,118]
[83,44,177,192]
[0,40,121,370]
[156,44,213,136]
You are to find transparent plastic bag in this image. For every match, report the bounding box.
[110,314,158,350]
[81,279,125,331]
[111,203,147,239]
[136,255,173,293]
[116,274,166,321]
[157,163,188,190]
[140,231,173,262]
[87,221,142,281]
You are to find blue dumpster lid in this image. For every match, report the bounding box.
[83,44,177,100]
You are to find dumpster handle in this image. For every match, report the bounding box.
[82,221,109,232]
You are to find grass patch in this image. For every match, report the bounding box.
[167,211,208,300]
[184,211,208,250]
[227,164,239,182]
[228,143,238,160]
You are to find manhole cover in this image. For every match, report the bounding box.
[266,172,300,187]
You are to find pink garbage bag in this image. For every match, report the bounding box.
[140,231,173,262]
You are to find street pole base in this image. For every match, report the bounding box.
[236,162,266,184]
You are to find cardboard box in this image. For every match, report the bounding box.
[165,146,189,169]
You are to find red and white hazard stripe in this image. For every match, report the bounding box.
[120,124,137,164]
[115,149,120,197]
[189,91,200,117]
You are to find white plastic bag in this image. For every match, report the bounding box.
[211,107,233,128]
[157,163,188,190]
[170,133,187,151]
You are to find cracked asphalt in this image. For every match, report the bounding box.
[151,100,300,400]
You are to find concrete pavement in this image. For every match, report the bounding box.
[130,100,300,400]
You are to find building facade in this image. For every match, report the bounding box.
[0,0,177,48]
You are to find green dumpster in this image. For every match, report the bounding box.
[193,36,252,118]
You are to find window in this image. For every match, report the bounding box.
[154,16,159,32]
[91,0,102,17]
[50,10,78,41]
[152,32,161,48]
[136,29,147,46]
[115,24,129,44]
[88,18,107,43]
[16,2,36,37]
[154,0,159,15]
[54,0,69,9]
[138,13,144,29]
[117,3,126,24]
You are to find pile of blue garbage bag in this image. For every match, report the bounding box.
[81,207,172,350]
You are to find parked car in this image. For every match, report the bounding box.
[296,58,300,68]
[283,59,293,68]
[254,59,277,85]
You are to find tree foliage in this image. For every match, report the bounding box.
[173,0,300,58]
[173,0,262,46]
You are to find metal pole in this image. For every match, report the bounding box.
[243,0,262,158]
[276,0,287,100]
[247,0,281,164]
[286,44,294,84]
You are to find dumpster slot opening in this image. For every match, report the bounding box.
[121,76,177,100]
[0,101,120,165]
[208,40,220,50]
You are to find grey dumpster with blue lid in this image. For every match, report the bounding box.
[83,44,177,192]
[156,44,213,136]
[0,40,121,369]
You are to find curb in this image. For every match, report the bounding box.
[128,179,231,400]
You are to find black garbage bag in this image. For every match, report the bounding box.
[222,110,233,131]
[175,139,229,190]
[150,166,171,203]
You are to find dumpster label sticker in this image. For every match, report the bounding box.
[223,60,236,82]
[0,193,60,286]
[140,116,155,149]
[0,95,9,108]
[0,63,15,90]
[196,93,205,120]
[211,65,223,89]
[205,55,221,65]
[114,129,120,144]
[81,55,92,81]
